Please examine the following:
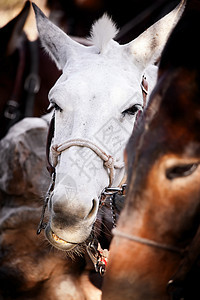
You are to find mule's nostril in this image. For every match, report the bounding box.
[87,199,98,219]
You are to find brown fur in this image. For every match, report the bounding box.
[102,1,200,299]
[0,206,102,299]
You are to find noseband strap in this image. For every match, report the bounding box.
[51,139,124,187]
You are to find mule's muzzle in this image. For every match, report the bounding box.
[45,224,78,251]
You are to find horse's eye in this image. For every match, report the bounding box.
[166,163,198,180]
[48,102,62,112]
[122,104,142,116]
[54,103,62,112]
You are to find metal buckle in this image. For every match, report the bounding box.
[4,100,19,120]
[106,184,127,194]
[100,184,127,199]
[86,240,108,276]
[24,73,40,94]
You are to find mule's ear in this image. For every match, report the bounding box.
[0,1,30,56]
[125,0,186,70]
[32,3,84,70]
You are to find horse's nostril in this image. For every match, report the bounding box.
[87,199,98,219]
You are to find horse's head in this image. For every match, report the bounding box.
[103,1,200,299]
[33,2,184,251]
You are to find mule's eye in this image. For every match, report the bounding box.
[48,102,62,112]
[122,104,142,116]
[54,103,62,112]
[166,163,198,180]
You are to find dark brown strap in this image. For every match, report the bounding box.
[46,112,55,176]
[0,45,27,139]
[3,45,26,121]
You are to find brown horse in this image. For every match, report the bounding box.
[0,206,103,300]
[102,0,200,299]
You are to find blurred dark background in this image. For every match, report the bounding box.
[47,0,181,43]
[0,0,181,43]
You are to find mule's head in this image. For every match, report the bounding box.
[102,2,200,299]
[33,2,183,251]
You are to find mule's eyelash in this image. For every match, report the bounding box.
[48,101,62,112]
[47,103,54,111]
[122,104,143,116]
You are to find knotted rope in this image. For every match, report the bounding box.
[51,138,124,187]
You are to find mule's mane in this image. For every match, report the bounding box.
[90,14,119,53]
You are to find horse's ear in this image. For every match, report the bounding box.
[0,1,30,56]
[125,0,186,70]
[32,3,84,70]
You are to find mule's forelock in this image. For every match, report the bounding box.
[90,14,119,53]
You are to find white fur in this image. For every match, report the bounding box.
[90,14,119,53]
[128,0,186,68]
[34,2,184,247]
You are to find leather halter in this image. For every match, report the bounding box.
[141,75,148,107]
[46,112,55,176]
[2,45,26,133]
[2,41,40,139]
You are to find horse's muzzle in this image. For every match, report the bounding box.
[45,224,78,251]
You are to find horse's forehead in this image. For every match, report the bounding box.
[54,57,140,98]
[66,57,138,79]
